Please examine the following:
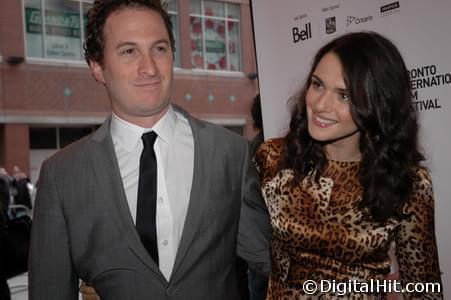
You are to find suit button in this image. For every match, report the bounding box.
[166,287,178,296]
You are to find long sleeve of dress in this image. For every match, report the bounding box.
[395,168,443,299]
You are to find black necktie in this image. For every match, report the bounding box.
[136,131,159,265]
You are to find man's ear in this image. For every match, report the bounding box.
[89,60,106,83]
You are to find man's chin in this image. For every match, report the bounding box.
[139,103,171,120]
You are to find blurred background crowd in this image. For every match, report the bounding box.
[1,166,34,300]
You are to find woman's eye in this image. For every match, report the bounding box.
[340,93,350,101]
[311,80,322,89]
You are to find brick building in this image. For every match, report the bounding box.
[0,0,259,182]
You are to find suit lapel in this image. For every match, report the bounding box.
[88,118,164,278]
[171,109,213,277]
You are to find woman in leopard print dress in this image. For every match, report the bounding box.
[254,32,443,299]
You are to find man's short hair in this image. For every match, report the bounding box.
[83,0,175,66]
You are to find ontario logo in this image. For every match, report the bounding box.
[346,15,373,26]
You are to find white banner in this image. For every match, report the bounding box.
[252,0,451,295]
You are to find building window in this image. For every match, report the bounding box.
[29,125,97,183]
[24,0,91,62]
[29,126,96,149]
[189,0,241,71]
[163,0,180,67]
[24,0,180,65]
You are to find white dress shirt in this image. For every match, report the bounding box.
[110,105,194,280]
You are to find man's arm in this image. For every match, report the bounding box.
[237,146,271,276]
[29,160,79,300]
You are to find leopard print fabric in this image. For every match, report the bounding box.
[254,138,442,299]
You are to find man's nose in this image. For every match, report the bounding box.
[138,53,157,76]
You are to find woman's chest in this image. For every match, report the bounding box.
[262,170,397,261]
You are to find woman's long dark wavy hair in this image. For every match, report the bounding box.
[283,31,424,223]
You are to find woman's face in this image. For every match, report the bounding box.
[306,52,360,160]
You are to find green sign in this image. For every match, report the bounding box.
[25,7,86,60]
[25,7,81,38]
[206,40,225,54]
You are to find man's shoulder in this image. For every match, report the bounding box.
[43,133,94,167]
[183,115,246,146]
[203,120,245,141]
[174,104,247,144]
[45,119,110,166]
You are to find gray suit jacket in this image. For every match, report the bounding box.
[29,107,270,300]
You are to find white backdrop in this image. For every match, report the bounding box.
[252,0,451,295]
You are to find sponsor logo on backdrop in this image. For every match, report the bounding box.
[380,1,400,17]
[294,13,307,22]
[292,22,312,43]
[321,4,340,13]
[346,15,373,26]
[325,17,336,34]
[409,64,450,112]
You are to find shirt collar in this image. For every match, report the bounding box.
[110,105,176,152]
[152,105,176,145]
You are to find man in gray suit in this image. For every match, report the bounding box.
[28,0,270,299]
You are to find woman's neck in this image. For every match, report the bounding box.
[325,143,361,162]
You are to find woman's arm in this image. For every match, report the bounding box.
[395,169,443,299]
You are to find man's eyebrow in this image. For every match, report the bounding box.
[115,39,170,50]
[115,41,137,50]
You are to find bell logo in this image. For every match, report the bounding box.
[292,22,312,43]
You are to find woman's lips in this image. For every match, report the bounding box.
[312,114,337,127]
